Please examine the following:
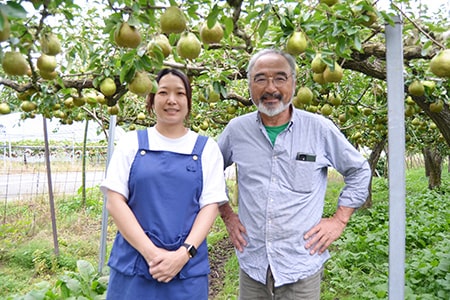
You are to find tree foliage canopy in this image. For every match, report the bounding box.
[0,0,449,154]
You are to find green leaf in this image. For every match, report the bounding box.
[223,16,234,36]
[258,20,269,38]
[66,278,82,294]
[353,35,362,52]
[1,1,27,18]
[120,64,133,83]
[207,4,220,28]
[77,260,96,283]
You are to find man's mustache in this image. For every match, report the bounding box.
[260,92,283,101]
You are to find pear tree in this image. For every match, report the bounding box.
[0,0,449,189]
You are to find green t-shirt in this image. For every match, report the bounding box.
[264,122,289,145]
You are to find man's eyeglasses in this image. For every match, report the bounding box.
[253,74,293,87]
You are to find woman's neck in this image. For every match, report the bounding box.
[154,123,188,139]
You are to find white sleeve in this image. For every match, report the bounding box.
[199,138,229,208]
[99,131,138,200]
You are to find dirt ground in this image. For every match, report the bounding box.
[208,237,235,299]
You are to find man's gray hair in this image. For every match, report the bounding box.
[246,49,297,82]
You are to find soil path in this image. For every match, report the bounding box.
[208,237,235,299]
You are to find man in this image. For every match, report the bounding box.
[217,49,371,299]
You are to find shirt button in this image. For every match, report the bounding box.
[140,150,146,155]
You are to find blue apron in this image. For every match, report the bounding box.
[106,129,210,299]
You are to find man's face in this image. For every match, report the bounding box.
[249,53,295,117]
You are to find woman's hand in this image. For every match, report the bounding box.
[148,248,189,283]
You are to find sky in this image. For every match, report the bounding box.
[377,0,450,15]
[0,113,124,142]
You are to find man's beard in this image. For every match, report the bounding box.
[255,92,291,117]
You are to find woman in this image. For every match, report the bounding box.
[100,68,228,299]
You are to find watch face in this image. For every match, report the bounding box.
[183,243,197,258]
[189,245,197,258]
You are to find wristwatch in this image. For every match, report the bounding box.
[182,243,197,258]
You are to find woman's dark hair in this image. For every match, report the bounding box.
[146,68,192,118]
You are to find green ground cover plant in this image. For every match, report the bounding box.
[216,167,450,300]
[0,167,449,299]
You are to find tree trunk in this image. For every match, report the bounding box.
[362,137,387,209]
[424,149,431,177]
[422,147,443,189]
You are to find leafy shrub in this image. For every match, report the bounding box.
[11,245,77,275]
[8,260,107,300]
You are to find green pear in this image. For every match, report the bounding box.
[148,34,172,58]
[200,21,224,44]
[296,87,314,105]
[430,49,450,78]
[114,22,141,48]
[0,103,11,114]
[323,62,343,83]
[37,54,57,72]
[286,31,307,56]
[177,32,201,60]
[429,100,444,113]
[2,51,29,76]
[41,33,61,55]
[100,78,117,97]
[128,72,153,97]
[320,0,339,6]
[160,6,186,34]
[408,80,424,97]
[311,53,327,73]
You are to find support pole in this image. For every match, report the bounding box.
[43,116,59,256]
[98,115,117,273]
[385,15,406,300]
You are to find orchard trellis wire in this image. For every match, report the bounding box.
[0,143,107,202]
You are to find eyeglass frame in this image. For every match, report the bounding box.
[251,72,294,88]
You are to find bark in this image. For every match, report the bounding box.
[362,137,387,209]
[424,151,431,177]
[422,147,443,189]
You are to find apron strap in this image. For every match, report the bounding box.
[137,129,149,150]
[192,135,208,155]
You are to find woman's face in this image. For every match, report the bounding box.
[153,73,189,126]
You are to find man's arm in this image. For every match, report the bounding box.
[219,202,248,252]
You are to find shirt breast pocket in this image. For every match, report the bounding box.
[287,159,316,193]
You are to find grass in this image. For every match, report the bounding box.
[214,166,450,300]
[0,165,449,299]
[319,166,450,300]
[0,188,109,298]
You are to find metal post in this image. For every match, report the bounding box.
[98,115,117,273]
[43,115,60,256]
[385,15,406,300]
